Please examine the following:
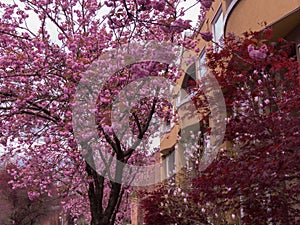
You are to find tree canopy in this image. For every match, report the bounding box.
[141,30,300,225]
[0,0,211,224]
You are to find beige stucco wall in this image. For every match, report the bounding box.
[160,124,179,152]
[225,0,300,34]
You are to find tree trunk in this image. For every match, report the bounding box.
[86,161,125,225]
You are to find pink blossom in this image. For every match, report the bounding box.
[137,0,152,10]
[200,0,213,10]
[264,99,270,105]
[104,1,114,7]
[28,191,40,201]
[248,44,268,60]
[152,1,166,11]
[58,33,64,40]
[200,30,213,42]
[172,18,191,33]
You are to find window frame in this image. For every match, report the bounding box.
[165,151,175,177]
[211,5,224,49]
[198,47,207,80]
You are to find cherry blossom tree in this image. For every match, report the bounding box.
[141,30,300,224]
[0,0,212,224]
[0,163,60,225]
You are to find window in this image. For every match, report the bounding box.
[204,132,210,150]
[198,47,207,79]
[212,6,224,48]
[225,0,234,8]
[170,105,175,128]
[160,119,171,134]
[181,63,196,100]
[176,93,181,107]
[165,151,175,177]
[176,63,196,107]
[165,120,171,132]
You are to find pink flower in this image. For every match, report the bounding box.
[104,1,114,7]
[152,1,166,11]
[58,33,64,40]
[172,18,191,33]
[259,44,268,54]
[200,30,213,42]
[137,0,152,10]
[200,0,213,10]
[248,44,268,60]
[264,99,270,105]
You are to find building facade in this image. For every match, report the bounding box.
[132,1,300,224]
[161,0,300,186]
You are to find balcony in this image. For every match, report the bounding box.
[160,124,180,155]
